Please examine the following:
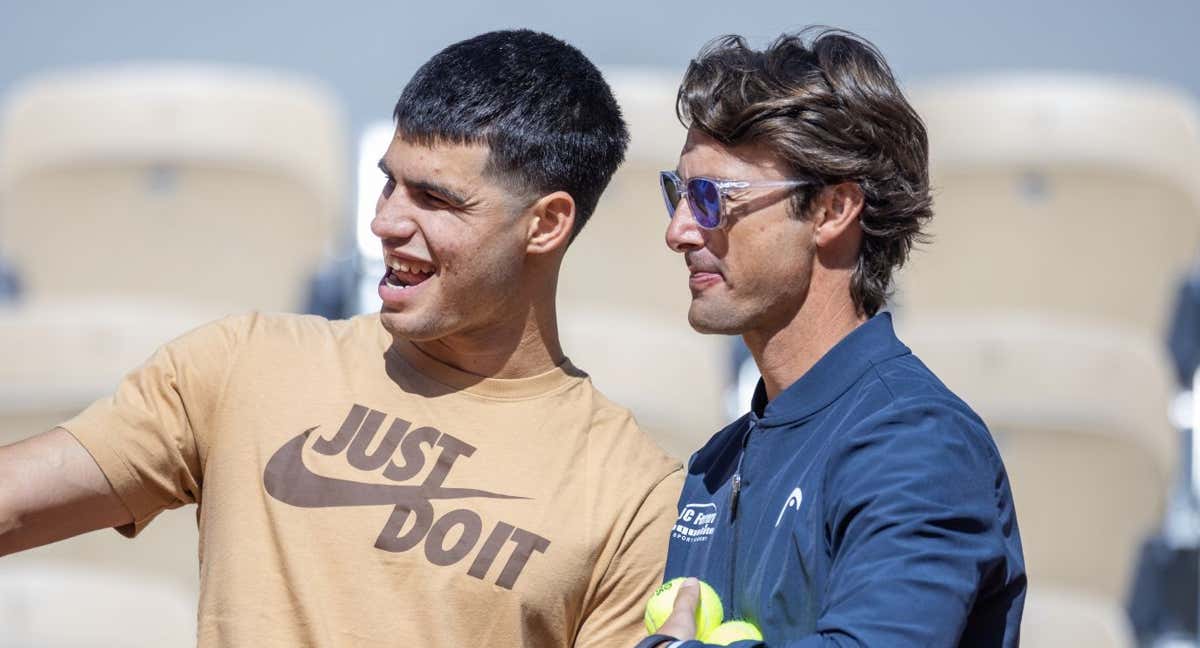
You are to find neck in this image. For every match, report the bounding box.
[409,281,564,380]
[743,275,866,402]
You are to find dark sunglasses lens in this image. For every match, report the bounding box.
[689,178,722,228]
[659,173,681,218]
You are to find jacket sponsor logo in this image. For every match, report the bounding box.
[774,486,803,528]
[672,502,718,544]
[263,404,550,590]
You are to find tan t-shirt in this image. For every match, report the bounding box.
[62,312,683,647]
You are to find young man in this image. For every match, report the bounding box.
[0,30,682,647]
[643,30,1026,647]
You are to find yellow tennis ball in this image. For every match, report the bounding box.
[700,620,764,645]
[643,577,723,637]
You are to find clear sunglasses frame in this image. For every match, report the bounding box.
[659,171,815,230]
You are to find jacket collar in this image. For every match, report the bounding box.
[749,312,910,427]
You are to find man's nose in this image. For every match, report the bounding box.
[371,192,418,242]
[665,198,705,254]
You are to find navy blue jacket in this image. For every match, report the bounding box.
[664,314,1026,647]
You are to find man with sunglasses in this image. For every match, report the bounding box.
[638,29,1026,648]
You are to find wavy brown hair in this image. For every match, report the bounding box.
[676,28,932,317]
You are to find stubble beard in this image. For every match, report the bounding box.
[687,296,753,336]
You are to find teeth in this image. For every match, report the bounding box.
[386,257,435,275]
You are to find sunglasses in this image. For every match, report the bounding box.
[659,170,814,230]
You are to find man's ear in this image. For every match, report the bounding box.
[812,181,864,248]
[526,191,576,255]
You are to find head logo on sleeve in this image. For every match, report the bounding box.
[672,502,718,544]
[263,404,550,590]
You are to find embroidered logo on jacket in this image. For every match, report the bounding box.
[263,404,550,590]
[672,502,718,544]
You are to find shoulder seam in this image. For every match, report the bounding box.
[868,361,898,401]
[204,315,253,474]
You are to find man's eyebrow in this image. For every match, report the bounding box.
[377,159,470,206]
[407,179,470,206]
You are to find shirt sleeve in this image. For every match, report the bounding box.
[575,468,684,648]
[677,399,1013,648]
[59,315,245,537]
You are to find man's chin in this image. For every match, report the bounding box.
[379,309,434,341]
[687,304,746,335]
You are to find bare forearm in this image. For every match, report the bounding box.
[0,428,132,556]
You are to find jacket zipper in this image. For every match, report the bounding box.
[728,422,752,612]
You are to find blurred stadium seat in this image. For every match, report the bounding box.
[900,75,1200,338]
[897,311,1175,602]
[1021,585,1136,648]
[0,296,217,442]
[0,562,196,647]
[0,63,348,314]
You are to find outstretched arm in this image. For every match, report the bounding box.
[0,427,132,556]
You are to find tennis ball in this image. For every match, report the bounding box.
[643,577,723,638]
[700,620,764,645]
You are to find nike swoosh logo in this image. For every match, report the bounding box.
[263,428,528,508]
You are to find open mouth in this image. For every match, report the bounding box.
[383,256,436,289]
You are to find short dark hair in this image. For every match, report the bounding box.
[676,28,933,317]
[393,29,629,241]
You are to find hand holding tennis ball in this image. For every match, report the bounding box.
[644,577,723,639]
[701,620,764,645]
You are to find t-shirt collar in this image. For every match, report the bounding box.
[386,339,587,400]
[749,312,909,426]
